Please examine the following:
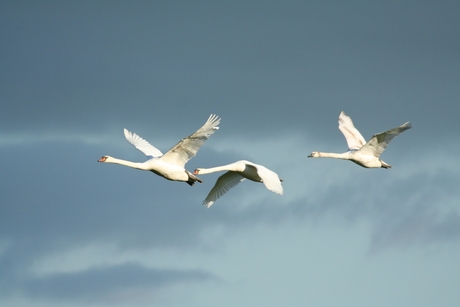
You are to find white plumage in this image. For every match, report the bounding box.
[98,114,220,185]
[308,111,411,168]
[193,160,283,208]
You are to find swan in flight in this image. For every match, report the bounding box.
[308,111,411,168]
[193,160,283,208]
[98,114,220,185]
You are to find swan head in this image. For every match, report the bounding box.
[308,152,320,158]
[98,156,109,162]
[193,168,202,175]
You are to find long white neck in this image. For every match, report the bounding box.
[103,156,149,170]
[197,163,238,175]
[314,152,351,160]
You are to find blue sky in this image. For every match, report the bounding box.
[1,1,460,306]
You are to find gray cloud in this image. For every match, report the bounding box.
[1,118,459,306]
[5,262,215,301]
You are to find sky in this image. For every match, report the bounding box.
[1,1,460,306]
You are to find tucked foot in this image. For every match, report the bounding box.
[185,170,203,186]
[380,160,392,169]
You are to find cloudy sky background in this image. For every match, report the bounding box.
[1,1,460,306]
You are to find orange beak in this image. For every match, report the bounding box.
[98,156,107,162]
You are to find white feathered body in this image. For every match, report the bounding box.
[194,160,283,208]
[308,111,411,169]
[98,114,220,185]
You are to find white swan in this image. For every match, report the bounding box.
[193,160,283,208]
[98,114,220,185]
[308,111,411,168]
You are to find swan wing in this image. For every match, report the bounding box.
[252,164,284,195]
[124,128,163,158]
[359,122,412,157]
[203,171,245,208]
[161,114,221,167]
[338,111,367,150]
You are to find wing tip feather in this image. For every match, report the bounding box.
[206,114,221,127]
[123,128,132,140]
[203,200,214,208]
[401,121,412,130]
